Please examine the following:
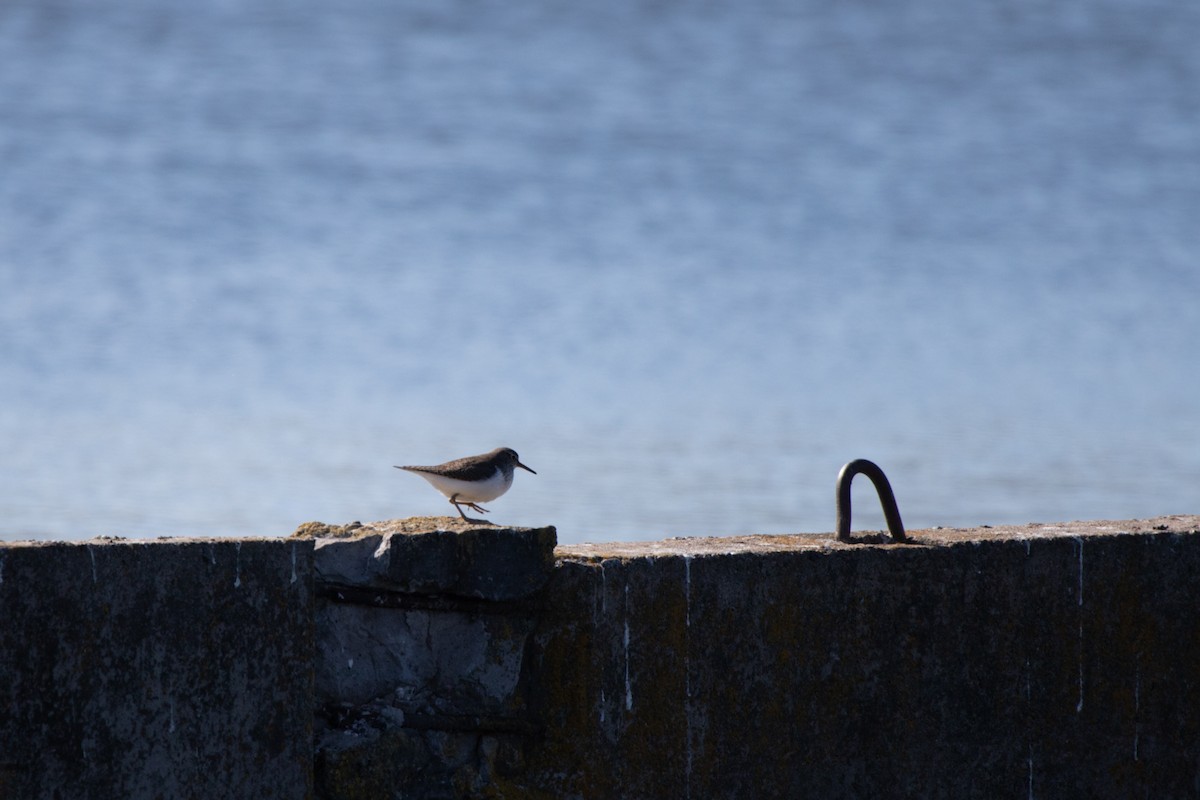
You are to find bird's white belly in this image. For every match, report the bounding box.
[417,468,511,503]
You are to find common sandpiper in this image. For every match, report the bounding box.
[395,447,536,522]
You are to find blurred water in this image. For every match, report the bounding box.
[2,0,1198,542]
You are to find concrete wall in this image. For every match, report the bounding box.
[2,515,1199,799]
[528,517,1200,798]
[0,538,314,800]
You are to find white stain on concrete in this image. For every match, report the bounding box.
[1076,538,1084,713]
[600,561,607,613]
[684,555,693,800]
[597,561,607,723]
[624,583,633,711]
[1027,744,1035,800]
[1134,653,1141,761]
[1024,660,1034,799]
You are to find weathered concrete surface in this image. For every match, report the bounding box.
[316,601,538,714]
[299,517,557,601]
[0,537,314,800]
[525,516,1200,799]
[306,519,556,800]
[4,515,1198,799]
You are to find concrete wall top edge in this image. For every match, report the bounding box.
[555,514,1200,560]
[4,515,1195,558]
[293,516,555,540]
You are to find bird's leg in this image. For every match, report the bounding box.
[449,495,490,521]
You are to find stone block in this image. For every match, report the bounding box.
[307,519,553,799]
[306,517,557,601]
[315,602,534,713]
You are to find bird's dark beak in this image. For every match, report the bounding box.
[517,461,536,475]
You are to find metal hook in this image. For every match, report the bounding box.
[836,459,906,543]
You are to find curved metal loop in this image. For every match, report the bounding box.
[836,459,906,543]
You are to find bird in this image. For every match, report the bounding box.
[395,447,536,522]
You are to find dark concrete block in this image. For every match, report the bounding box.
[0,538,315,800]
[315,602,535,713]
[307,517,557,601]
[527,516,1200,799]
[316,717,524,800]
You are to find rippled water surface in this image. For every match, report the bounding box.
[2,0,1198,542]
